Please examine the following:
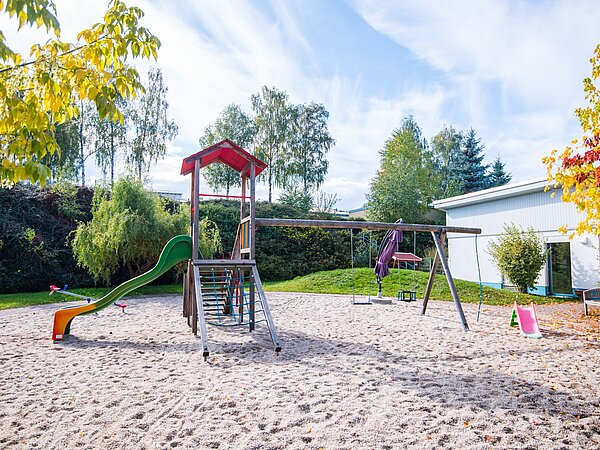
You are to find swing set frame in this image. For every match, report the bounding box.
[255,218,481,331]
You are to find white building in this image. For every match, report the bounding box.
[153,191,183,202]
[433,178,600,297]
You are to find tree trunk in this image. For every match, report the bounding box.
[110,123,115,187]
[79,103,85,185]
[268,168,272,202]
[126,261,135,279]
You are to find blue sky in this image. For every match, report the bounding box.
[3,0,600,209]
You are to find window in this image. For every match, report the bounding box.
[548,242,572,295]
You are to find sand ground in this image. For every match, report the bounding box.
[0,293,599,449]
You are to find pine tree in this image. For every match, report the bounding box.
[458,129,489,193]
[488,156,512,187]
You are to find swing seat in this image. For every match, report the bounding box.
[398,290,417,302]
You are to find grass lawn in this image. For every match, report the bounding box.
[0,284,184,310]
[1,267,574,310]
[263,267,573,306]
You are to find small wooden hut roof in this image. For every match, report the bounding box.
[392,252,423,262]
[180,139,267,177]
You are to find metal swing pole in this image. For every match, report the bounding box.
[412,230,418,295]
[351,229,371,305]
[350,229,355,303]
[475,234,484,321]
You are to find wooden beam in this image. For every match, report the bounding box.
[193,259,257,267]
[255,218,481,235]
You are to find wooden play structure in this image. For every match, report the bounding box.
[179,139,483,352]
[180,140,281,358]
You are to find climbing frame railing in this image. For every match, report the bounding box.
[182,259,281,359]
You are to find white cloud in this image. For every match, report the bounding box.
[351,0,596,107]
[350,0,600,185]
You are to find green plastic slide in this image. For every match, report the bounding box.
[53,235,192,340]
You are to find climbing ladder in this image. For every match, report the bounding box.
[198,268,233,321]
[182,259,281,359]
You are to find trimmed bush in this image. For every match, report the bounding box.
[487,223,547,293]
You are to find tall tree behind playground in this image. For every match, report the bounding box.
[286,102,335,195]
[199,104,257,196]
[488,156,512,188]
[367,116,438,224]
[458,128,490,193]
[430,125,464,198]
[252,86,295,202]
[127,68,178,180]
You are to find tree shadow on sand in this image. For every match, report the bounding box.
[57,314,599,423]
[239,327,599,421]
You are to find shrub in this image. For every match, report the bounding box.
[0,184,94,293]
[487,224,547,293]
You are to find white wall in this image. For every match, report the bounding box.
[444,188,600,292]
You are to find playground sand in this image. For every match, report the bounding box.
[0,293,598,449]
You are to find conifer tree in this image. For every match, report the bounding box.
[488,156,512,187]
[458,129,489,193]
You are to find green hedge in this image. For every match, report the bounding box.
[1,186,434,292]
[0,184,95,293]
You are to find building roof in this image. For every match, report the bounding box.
[180,139,267,177]
[432,177,556,210]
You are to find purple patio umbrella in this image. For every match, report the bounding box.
[374,229,403,279]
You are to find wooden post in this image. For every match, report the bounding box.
[421,231,442,315]
[249,163,256,330]
[183,266,188,317]
[185,259,194,325]
[432,231,469,332]
[240,174,247,220]
[192,159,200,260]
[249,164,256,259]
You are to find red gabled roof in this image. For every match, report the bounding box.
[180,139,267,177]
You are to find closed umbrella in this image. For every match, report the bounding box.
[374,229,402,279]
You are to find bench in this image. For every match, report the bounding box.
[583,288,600,315]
